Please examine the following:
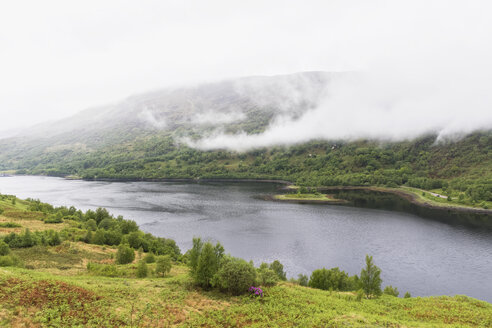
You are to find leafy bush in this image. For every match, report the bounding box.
[0,222,21,228]
[308,267,358,291]
[116,245,135,264]
[212,257,257,295]
[85,219,97,231]
[257,263,279,287]
[144,252,156,263]
[136,261,148,278]
[297,274,309,286]
[0,254,22,267]
[404,292,412,298]
[269,260,287,281]
[87,262,120,277]
[0,240,10,256]
[383,285,399,297]
[155,255,172,277]
[44,216,63,224]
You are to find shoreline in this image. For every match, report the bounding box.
[308,186,492,215]
[5,174,490,215]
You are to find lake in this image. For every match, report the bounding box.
[1,175,491,302]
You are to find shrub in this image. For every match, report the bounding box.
[155,255,172,277]
[0,240,10,256]
[269,260,287,281]
[98,218,116,230]
[404,292,411,298]
[309,267,356,291]
[116,245,135,264]
[0,254,22,267]
[212,257,257,295]
[44,216,63,224]
[144,253,156,263]
[356,288,365,301]
[87,262,119,277]
[136,261,148,278]
[297,274,309,287]
[46,230,61,246]
[85,219,97,231]
[257,265,279,287]
[383,285,399,297]
[249,286,264,298]
[0,222,21,228]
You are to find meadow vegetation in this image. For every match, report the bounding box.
[0,193,491,327]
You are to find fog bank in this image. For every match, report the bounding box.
[186,0,492,151]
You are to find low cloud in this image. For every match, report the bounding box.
[185,1,492,152]
[138,107,167,129]
[192,111,246,125]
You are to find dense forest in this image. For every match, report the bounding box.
[2,131,491,205]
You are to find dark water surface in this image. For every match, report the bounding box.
[1,176,491,302]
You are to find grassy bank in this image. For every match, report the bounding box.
[2,263,491,327]
[274,193,341,202]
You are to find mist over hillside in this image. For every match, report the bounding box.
[2,70,491,155]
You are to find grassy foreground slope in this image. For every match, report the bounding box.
[0,195,491,327]
[2,265,491,328]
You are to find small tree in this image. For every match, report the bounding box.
[188,237,203,276]
[0,240,10,256]
[155,255,172,277]
[116,245,135,264]
[21,229,36,247]
[85,219,97,231]
[404,292,411,298]
[92,229,106,245]
[383,285,399,297]
[297,274,309,287]
[144,253,156,263]
[136,260,148,278]
[195,242,219,288]
[269,260,287,281]
[360,255,382,299]
[257,264,279,287]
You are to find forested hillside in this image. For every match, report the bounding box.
[0,72,490,205]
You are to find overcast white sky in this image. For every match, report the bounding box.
[1,0,491,135]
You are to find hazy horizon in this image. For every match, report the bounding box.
[1,0,491,149]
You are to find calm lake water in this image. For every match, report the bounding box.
[1,176,491,302]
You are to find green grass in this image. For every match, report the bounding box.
[1,264,491,327]
[274,193,341,202]
[401,187,492,209]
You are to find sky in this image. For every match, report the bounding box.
[1,0,491,140]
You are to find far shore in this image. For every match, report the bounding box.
[3,174,490,215]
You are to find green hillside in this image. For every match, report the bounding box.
[1,194,491,327]
[3,132,491,207]
[0,73,490,206]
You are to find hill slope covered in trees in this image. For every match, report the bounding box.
[0,72,490,205]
